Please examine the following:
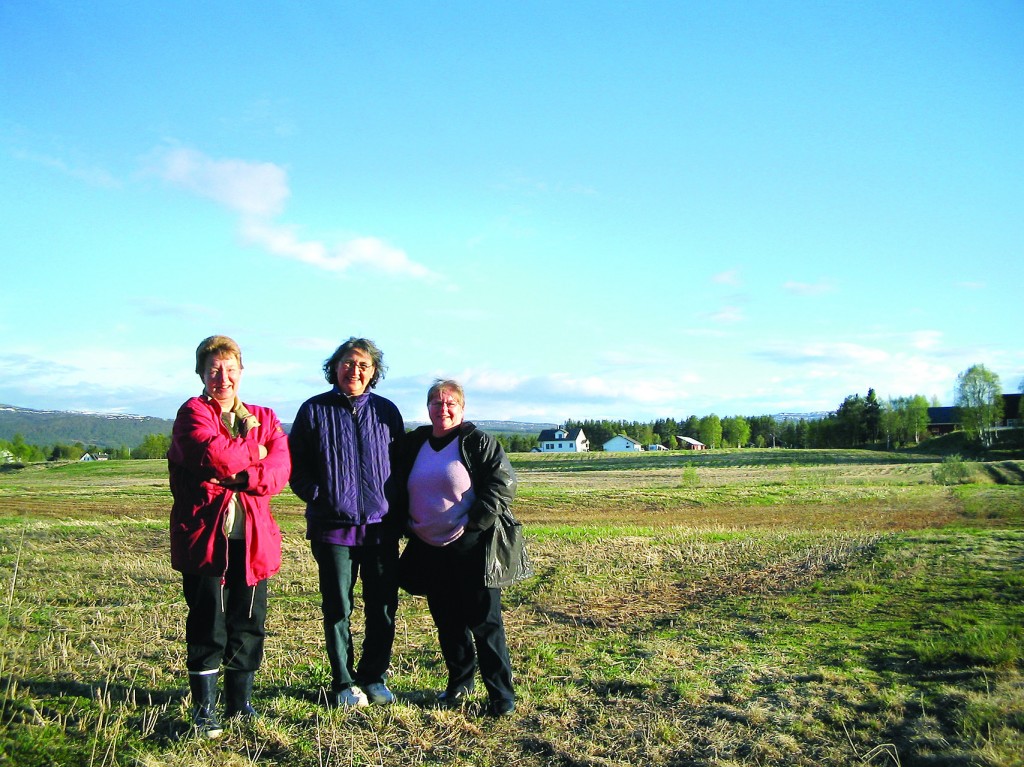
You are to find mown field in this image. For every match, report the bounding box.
[1,449,1022,767]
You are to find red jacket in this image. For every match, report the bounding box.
[168,396,291,585]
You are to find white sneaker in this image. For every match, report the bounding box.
[331,685,369,708]
[364,682,396,705]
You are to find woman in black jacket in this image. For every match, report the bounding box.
[392,379,518,716]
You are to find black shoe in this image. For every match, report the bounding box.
[436,684,474,707]
[487,698,516,717]
[188,672,223,739]
[224,670,258,719]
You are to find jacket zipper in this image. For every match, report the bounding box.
[352,397,366,524]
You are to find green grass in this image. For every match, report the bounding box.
[1,452,1022,766]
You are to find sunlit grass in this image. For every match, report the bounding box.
[0,454,1022,765]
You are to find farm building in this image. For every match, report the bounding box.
[927,393,1023,437]
[677,436,706,450]
[603,434,644,452]
[647,443,668,451]
[537,427,589,453]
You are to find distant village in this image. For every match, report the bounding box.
[532,392,1022,453]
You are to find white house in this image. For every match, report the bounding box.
[537,427,589,453]
[603,434,644,452]
[647,443,668,451]
[677,436,706,450]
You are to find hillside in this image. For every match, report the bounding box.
[0,404,555,449]
[0,404,175,448]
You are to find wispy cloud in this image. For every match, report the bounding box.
[713,268,741,286]
[909,330,943,350]
[783,279,835,297]
[131,297,220,319]
[0,348,195,415]
[147,145,435,280]
[150,146,288,217]
[753,341,889,367]
[240,220,435,279]
[498,172,599,197]
[707,305,744,324]
[13,148,120,188]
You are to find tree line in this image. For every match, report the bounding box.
[549,389,933,451]
[0,432,171,463]
[504,364,1017,453]
[1,364,1016,462]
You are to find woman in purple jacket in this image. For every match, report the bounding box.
[288,338,405,708]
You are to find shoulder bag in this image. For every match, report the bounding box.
[483,510,534,588]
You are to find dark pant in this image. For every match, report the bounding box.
[416,532,514,703]
[311,539,399,691]
[182,539,268,673]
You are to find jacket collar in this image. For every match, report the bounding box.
[332,388,370,412]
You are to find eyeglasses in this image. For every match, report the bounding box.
[340,360,373,372]
[429,399,462,410]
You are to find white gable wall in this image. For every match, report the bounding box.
[603,435,644,452]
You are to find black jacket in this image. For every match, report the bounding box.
[391,421,517,533]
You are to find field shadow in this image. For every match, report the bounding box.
[983,461,1024,485]
[2,674,192,742]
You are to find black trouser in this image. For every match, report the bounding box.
[310,539,399,691]
[182,539,268,673]
[416,531,514,703]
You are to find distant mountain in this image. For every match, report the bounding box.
[0,404,175,448]
[773,411,833,422]
[469,420,556,435]
[0,404,556,449]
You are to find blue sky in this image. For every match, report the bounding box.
[1,1,1021,427]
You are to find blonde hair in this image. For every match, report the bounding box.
[427,379,464,408]
[195,335,243,375]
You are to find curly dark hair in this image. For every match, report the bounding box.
[323,337,386,389]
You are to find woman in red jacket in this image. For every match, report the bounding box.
[168,336,291,738]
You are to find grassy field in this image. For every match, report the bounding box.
[1,449,1022,766]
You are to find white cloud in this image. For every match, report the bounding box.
[148,145,435,281]
[240,220,436,279]
[0,347,195,415]
[909,330,943,350]
[149,146,289,218]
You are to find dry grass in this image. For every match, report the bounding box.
[1,453,1022,766]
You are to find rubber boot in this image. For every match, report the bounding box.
[189,672,223,739]
[224,670,258,718]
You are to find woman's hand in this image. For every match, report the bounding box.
[209,472,249,488]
